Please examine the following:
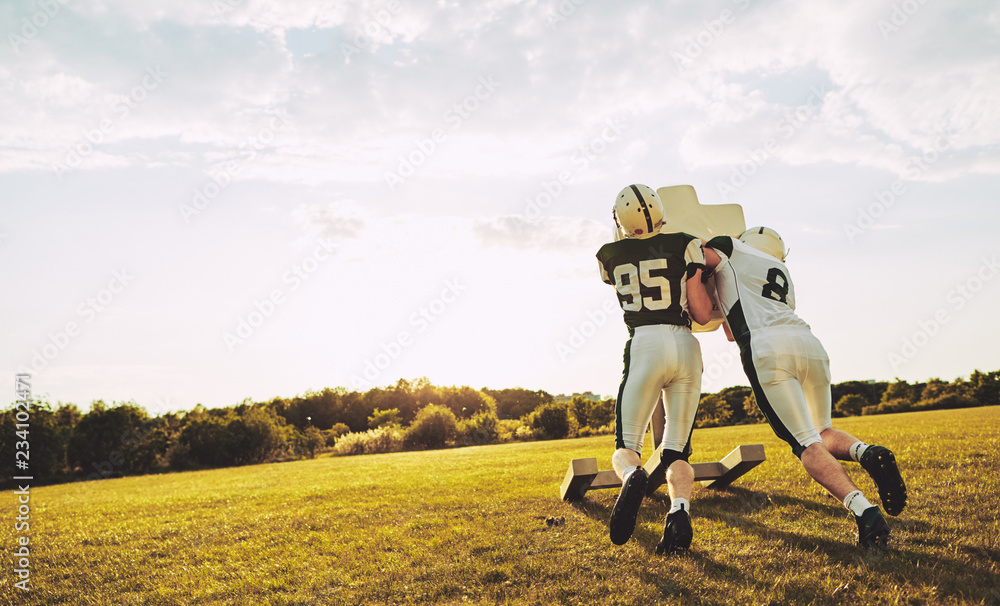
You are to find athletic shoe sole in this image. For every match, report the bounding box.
[861,446,907,516]
[609,469,648,545]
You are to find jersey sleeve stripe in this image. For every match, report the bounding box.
[707,235,733,258]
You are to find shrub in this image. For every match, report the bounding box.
[862,398,915,415]
[68,402,163,475]
[880,379,919,407]
[178,406,287,467]
[325,424,350,446]
[569,397,593,429]
[514,424,541,441]
[230,407,286,464]
[588,398,615,429]
[835,394,866,417]
[916,393,977,411]
[457,410,499,446]
[496,419,522,443]
[303,426,325,458]
[404,404,458,450]
[743,392,762,420]
[368,408,402,429]
[569,396,615,432]
[179,415,237,467]
[695,394,732,428]
[528,402,573,439]
[332,426,404,456]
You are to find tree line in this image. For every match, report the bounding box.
[693,369,1000,428]
[2,371,997,486]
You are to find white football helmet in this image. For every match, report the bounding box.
[739,226,787,261]
[613,184,663,239]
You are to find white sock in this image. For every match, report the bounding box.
[622,465,639,481]
[843,490,873,517]
[849,441,869,462]
[668,498,690,514]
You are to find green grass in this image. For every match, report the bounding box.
[3,406,999,605]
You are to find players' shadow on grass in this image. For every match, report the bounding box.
[565,487,995,604]
[691,489,995,605]
[635,555,745,606]
[695,485,936,535]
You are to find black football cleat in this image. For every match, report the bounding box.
[856,506,890,550]
[655,506,693,555]
[860,445,907,516]
[609,468,648,545]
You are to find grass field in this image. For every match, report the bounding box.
[2,406,999,605]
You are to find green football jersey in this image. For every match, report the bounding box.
[596,232,706,330]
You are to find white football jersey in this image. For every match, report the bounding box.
[707,236,809,349]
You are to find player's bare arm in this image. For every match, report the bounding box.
[685,269,713,325]
[703,245,723,270]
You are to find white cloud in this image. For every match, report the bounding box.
[474,215,608,252]
[2,0,996,185]
[668,1,1000,178]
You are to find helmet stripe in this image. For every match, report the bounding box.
[629,184,654,234]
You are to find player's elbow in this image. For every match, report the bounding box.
[689,303,712,326]
[687,293,713,325]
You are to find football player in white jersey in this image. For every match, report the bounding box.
[596,184,714,553]
[704,227,907,549]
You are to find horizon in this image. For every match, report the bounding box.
[10,368,992,416]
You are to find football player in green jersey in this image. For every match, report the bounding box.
[596,184,713,553]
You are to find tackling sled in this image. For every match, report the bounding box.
[559,444,765,502]
[658,184,745,333]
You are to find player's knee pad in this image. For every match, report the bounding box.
[660,447,690,470]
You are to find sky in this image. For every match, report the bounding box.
[2,0,999,415]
